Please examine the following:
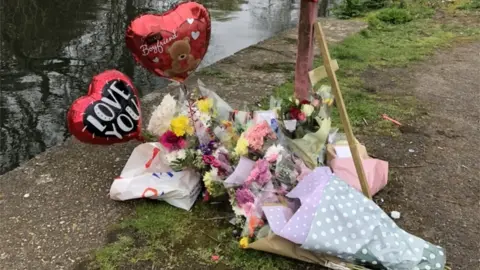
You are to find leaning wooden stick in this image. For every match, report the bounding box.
[313,22,372,199]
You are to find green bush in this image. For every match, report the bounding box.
[332,0,390,19]
[375,8,413,24]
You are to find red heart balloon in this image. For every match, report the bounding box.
[125,2,211,82]
[67,70,142,144]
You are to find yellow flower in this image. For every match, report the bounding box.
[323,98,334,106]
[170,115,194,137]
[203,171,213,186]
[234,135,249,156]
[197,98,213,113]
[239,237,249,249]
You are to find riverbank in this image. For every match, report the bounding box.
[0,0,300,175]
[0,18,366,270]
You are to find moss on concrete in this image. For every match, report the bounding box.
[250,62,295,73]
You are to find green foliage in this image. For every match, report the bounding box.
[368,7,413,27]
[332,0,390,19]
[95,236,134,270]
[169,149,206,172]
[376,8,413,24]
[458,0,480,9]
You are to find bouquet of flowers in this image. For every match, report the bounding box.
[151,90,240,199]
[274,90,333,169]
[146,92,205,172]
[227,143,313,247]
[233,120,277,160]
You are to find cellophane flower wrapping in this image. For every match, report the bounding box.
[274,88,334,169]
[134,81,448,270]
[263,167,447,270]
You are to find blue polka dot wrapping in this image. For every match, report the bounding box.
[263,167,446,270]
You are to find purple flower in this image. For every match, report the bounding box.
[235,188,255,206]
[199,140,218,155]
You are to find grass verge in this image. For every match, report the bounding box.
[270,6,479,135]
[87,200,308,270]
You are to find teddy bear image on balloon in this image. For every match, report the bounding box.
[164,37,200,78]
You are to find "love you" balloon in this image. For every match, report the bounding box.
[125,1,211,82]
[67,70,142,144]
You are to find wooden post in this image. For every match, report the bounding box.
[294,0,318,101]
[314,22,372,199]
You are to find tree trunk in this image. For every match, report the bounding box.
[294,0,319,100]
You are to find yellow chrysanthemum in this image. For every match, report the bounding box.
[203,171,212,185]
[234,135,249,156]
[239,237,249,249]
[323,98,334,106]
[170,115,194,137]
[197,98,213,113]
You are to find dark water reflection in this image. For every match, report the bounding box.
[0,0,299,174]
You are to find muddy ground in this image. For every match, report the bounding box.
[360,42,480,270]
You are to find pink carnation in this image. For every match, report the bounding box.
[245,159,272,186]
[244,121,276,150]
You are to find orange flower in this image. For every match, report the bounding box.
[248,216,264,237]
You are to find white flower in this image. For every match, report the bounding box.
[301,104,315,117]
[147,94,177,136]
[199,112,211,126]
[176,149,186,160]
[165,152,178,164]
[165,149,186,164]
[265,144,285,161]
[295,99,300,105]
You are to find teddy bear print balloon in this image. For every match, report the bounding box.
[125,1,211,82]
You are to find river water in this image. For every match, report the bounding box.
[0,0,300,175]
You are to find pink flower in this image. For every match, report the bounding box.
[245,159,272,186]
[236,188,255,206]
[244,121,276,151]
[266,153,278,163]
[312,99,320,107]
[298,112,306,122]
[242,202,257,217]
[159,130,186,151]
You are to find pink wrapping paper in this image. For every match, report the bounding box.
[330,158,388,196]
